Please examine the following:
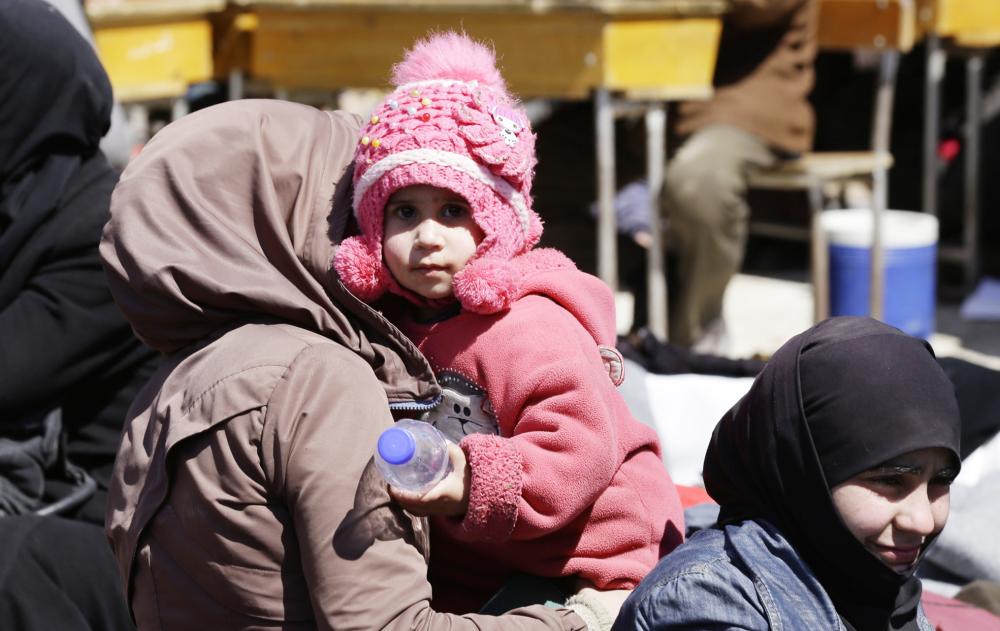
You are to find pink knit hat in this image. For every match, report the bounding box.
[333,31,542,314]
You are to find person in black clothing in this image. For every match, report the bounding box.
[0,1,157,628]
[0,514,134,630]
[0,0,157,525]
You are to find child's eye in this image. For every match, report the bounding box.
[442,204,468,219]
[392,205,416,220]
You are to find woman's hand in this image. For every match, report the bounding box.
[388,441,471,517]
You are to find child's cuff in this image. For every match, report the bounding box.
[565,592,614,631]
[459,434,521,541]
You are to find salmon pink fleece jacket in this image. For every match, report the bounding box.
[392,249,685,613]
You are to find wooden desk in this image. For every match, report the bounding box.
[917,0,1000,47]
[817,0,918,52]
[918,0,1000,287]
[87,0,222,104]
[221,1,726,99]
[219,0,728,339]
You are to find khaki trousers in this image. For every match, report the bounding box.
[663,125,779,346]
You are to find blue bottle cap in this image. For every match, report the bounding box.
[377,427,415,465]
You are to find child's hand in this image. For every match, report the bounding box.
[388,441,470,517]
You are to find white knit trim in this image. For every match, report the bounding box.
[397,78,479,91]
[354,148,531,232]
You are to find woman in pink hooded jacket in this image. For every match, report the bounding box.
[334,32,685,613]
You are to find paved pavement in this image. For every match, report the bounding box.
[723,274,1000,370]
[615,273,1000,370]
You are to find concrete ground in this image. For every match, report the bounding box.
[722,273,1000,370]
[615,270,1000,370]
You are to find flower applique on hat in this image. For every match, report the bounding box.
[334,31,542,314]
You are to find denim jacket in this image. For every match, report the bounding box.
[613,518,933,630]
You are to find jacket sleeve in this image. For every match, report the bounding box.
[612,560,770,631]
[262,345,586,631]
[0,173,139,418]
[457,301,624,542]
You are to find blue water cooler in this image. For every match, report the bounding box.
[821,209,938,339]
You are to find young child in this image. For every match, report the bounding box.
[335,32,684,613]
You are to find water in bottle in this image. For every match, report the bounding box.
[375,419,453,494]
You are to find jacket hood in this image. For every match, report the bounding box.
[100,99,438,403]
[509,248,618,349]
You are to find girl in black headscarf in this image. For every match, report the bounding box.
[614,317,962,630]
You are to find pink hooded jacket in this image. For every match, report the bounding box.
[393,249,685,612]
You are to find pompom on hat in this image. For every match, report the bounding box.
[334,31,542,313]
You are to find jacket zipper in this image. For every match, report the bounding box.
[388,395,442,412]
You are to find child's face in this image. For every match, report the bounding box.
[830,447,956,573]
[383,185,484,301]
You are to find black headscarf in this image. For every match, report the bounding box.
[704,317,961,631]
[0,0,112,252]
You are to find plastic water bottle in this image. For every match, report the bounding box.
[375,419,453,494]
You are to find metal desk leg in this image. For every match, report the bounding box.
[923,35,945,216]
[964,53,983,287]
[171,98,189,121]
[645,104,668,340]
[869,51,899,321]
[127,104,150,144]
[809,184,829,323]
[595,88,618,291]
[228,68,245,102]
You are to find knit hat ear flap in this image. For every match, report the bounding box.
[451,257,521,314]
[333,236,390,302]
